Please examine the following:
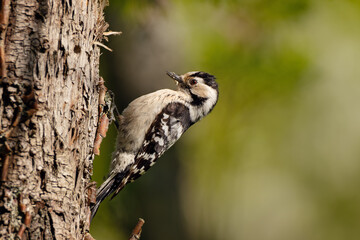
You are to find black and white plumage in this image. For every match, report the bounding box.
[91,71,219,219]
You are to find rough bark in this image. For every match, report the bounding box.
[0,0,108,239]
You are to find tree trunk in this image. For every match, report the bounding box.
[0,0,107,238]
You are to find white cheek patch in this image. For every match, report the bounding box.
[190,77,214,98]
[189,85,218,122]
[203,87,218,112]
[194,87,209,99]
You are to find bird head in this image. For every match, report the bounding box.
[166,71,219,116]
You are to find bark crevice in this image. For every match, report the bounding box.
[0,0,108,238]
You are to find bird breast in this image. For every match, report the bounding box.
[114,89,189,154]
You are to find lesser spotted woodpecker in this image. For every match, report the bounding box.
[91,71,219,219]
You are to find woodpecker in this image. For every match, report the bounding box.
[91,71,219,219]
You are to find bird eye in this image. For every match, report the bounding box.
[190,79,198,85]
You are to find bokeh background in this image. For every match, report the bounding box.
[90,0,360,239]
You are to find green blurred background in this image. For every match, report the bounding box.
[91,0,360,239]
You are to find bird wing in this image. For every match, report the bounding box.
[111,101,192,197]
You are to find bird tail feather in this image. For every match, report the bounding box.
[90,173,121,220]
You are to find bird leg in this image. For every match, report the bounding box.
[93,80,122,155]
[104,90,122,129]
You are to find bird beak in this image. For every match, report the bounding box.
[166,71,183,85]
